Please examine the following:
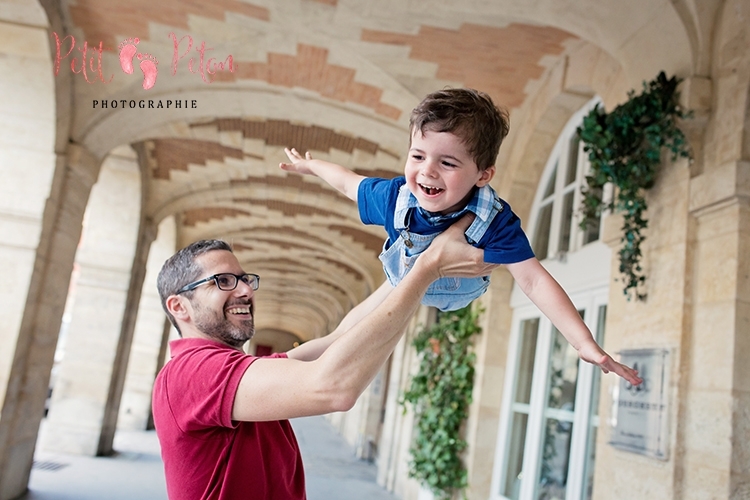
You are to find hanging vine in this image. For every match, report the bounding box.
[577,71,691,300]
[401,304,483,500]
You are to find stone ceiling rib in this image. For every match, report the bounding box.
[69,0,268,47]
[197,119,398,159]
[362,22,576,108]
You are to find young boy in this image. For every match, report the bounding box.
[280,88,641,385]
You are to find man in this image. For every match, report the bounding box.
[152,215,495,499]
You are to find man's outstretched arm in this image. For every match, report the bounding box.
[233,214,497,421]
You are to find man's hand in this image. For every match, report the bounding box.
[418,213,498,280]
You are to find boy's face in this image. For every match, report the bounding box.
[405,129,495,215]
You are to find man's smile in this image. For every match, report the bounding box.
[226,304,253,316]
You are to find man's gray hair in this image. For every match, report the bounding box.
[157,239,233,334]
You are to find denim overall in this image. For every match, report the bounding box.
[379,185,504,311]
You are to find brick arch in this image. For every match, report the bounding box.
[362,22,576,109]
[501,42,624,222]
[705,0,750,166]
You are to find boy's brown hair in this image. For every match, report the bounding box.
[409,88,510,171]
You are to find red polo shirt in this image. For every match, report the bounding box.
[153,338,305,499]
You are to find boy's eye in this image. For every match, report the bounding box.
[442,161,457,168]
[411,154,424,161]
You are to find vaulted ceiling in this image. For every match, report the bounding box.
[46,0,699,342]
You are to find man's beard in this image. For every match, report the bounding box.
[193,301,255,348]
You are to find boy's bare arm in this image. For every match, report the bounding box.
[505,258,643,386]
[280,148,365,202]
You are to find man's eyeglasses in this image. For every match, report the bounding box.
[176,273,260,295]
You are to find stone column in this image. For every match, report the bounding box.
[463,270,515,500]
[376,307,433,499]
[0,142,100,500]
[679,160,750,500]
[40,150,142,456]
[0,16,56,411]
[118,217,176,431]
[673,4,750,495]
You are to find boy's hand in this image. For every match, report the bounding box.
[577,341,643,386]
[278,148,364,202]
[280,148,317,175]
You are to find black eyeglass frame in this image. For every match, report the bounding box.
[176,273,260,295]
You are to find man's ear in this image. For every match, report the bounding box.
[166,295,191,323]
[476,165,496,187]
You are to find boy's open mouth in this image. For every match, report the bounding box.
[419,183,444,196]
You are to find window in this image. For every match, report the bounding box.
[492,299,607,500]
[491,99,612,500]
[529,100,609,261]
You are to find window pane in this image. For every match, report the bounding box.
[584,305,606,499]
[533,203,553,260]
[582,184,602,245]
[543,164,558,198]
[537,417,573,500]
[583,216,601,245]
[503,412,529,500]
[591,305,607,413]
[584,425,598,500]
[515,318,540,404]
[558,191,575,254]
[565,137,579,186]
[547,328,580,411]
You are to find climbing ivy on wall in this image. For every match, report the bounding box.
[401,304,482,500]
[577,71,692,300]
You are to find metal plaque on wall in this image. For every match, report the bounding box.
[609,348,671,460]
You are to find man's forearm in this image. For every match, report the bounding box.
[312,256,438,406]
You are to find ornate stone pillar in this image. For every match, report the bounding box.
[40,151,142,456]
[0,143,99,500]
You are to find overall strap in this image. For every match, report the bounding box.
[464,185,504,244]
[393,184,415,231]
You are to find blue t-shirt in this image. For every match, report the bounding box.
[358,176,534,264]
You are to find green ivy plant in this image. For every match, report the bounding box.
[401,305,483,500]
[577,71,691,300]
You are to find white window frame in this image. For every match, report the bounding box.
[491,289,609,500]
[490,98,614,500]
[526,98,610,261]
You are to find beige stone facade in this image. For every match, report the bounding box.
[0,0,748,499]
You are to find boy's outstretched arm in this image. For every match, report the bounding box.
[505,258,643,386]
[280,148,365,202]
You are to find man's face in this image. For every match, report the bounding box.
[186,250,256,348]
[404,129,495,215]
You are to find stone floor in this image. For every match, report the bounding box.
[23,415,399,500]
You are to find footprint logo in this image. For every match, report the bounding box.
[118,37,140,74]
[136,53,158,90]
